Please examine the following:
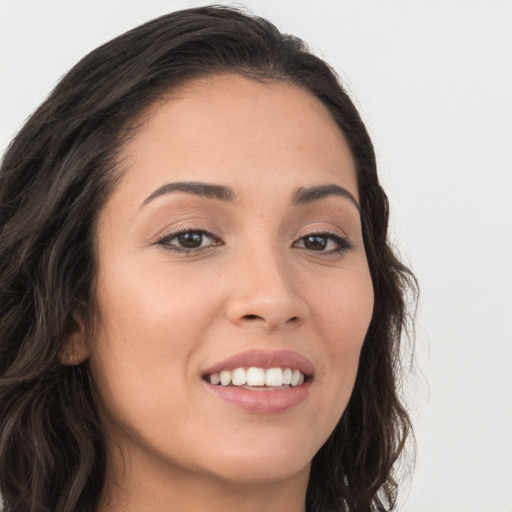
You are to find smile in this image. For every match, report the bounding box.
[206,367,306,388]
[202,350,313,413]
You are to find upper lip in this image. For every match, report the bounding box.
[202,349,315,377]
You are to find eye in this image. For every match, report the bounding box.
[293,232,353,254]
[155,228,222,253]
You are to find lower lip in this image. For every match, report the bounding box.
[203,380,311,413]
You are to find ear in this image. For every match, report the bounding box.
[59,319,90,366]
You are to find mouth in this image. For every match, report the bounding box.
[201,350,313,413]
[204,366,306,389]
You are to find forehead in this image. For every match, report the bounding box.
[114,73,358,208]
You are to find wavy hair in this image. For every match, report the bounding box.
[0,5,416,512]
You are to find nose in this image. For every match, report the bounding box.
[225,246,309,331]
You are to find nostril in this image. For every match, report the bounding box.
[241,314,301,326]
[243,314,261,321]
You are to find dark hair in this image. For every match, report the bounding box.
[0,5,416,512]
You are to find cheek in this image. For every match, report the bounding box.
[315,262,374,347]
[311,263,374,399]
[94,257,221,349]
[88,261,221,412]
[284,263,373,457]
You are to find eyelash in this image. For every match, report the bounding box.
[155,228,354,255]
[155,227,222,253]
[293,231,354,254]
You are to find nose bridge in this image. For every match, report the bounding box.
[226,237,309,330]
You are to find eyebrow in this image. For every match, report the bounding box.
[142,181,235,207]
[141,181,360,211]
[291,184,360,211]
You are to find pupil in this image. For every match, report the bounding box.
[305,235,327,250]
[178,232,202,248]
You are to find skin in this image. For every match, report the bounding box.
[72,74,374,512]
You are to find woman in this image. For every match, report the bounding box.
[0,6,416,512]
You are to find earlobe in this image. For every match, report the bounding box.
[59,325,90,366]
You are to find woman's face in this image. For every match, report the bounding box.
[86,74,374,487]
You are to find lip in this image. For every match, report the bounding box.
[201,349,314,414]
[201,349,315,377]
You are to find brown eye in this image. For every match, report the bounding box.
[177,231,204,248]
[156,229,222,253]
[303,235,328,250]
[293,232,354,254]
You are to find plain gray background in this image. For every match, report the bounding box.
[1,1,511,511]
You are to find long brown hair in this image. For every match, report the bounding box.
[0,6,416,511]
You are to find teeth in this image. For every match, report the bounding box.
[265,368,283,386]
[207,367,306,388]
[291,369,301,386]
[220,370,231,386]
[246,367,265,386]
[232,368,247,386]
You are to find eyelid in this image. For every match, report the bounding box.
[152,224,354,255]
[154,226,223,253]
[292,229,354,254]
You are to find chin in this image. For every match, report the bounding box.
[207,455,311,486]
[195,433,315,485]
